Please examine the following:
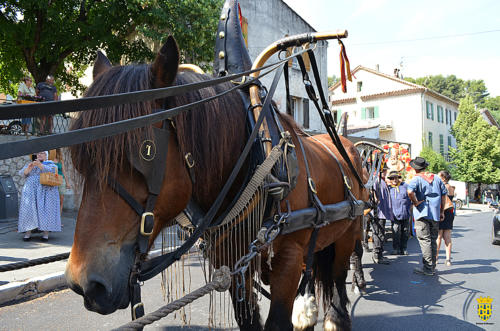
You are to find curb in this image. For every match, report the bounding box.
[0,272,66,306]
[0,246,197,306]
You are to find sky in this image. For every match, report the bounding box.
[283,0,500,96]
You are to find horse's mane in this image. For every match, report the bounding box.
[70,65,246,203]
[170,71,246,205]
[70,64,154,189]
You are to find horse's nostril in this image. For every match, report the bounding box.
[84,275,112,305]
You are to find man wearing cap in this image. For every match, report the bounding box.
[387,170,411,255]
[407,157,447,275]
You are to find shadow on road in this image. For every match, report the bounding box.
[352,313,483,330]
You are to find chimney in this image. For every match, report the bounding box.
[376,64,379,72]
[393,68,400,78]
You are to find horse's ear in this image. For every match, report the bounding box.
[93,51,112,80]
[152,36,179,88]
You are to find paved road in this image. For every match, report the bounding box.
[1,210,499,330]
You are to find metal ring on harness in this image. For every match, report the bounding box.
[140,212,155,236]
[308,177,318,194]
[184,153,195,168]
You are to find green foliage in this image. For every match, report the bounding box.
[0,0,222,95]
[482,96,500,123]
[328,75,339,87]
[450,96,500,183]
[419,145,449,174]
[404,74,488,105]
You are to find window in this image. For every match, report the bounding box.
[362,106,379,119]
[333,109,342,124]
[291,97,310,128]
[357,81,363,92]
[439,134,444,155]
[454,111,457,122]
[445,109,449,125]
[437,106,443,123]
[426,101,434,120]
[303,99,309,129]
[428,132,433,148]
[448,136,452,149]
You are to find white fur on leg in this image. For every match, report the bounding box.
[292,293,318,330]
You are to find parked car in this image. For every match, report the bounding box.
[0,100,22,135]
[449,180,466,209]
[492,204,500,245]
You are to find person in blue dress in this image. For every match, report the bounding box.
[18,151,61,241]
[407,157,447,276]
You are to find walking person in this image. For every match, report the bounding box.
[436,170,455,266]
[387,170,412,255]
[18,151,61,241]
[407,157,447,276]
[372,168,392,264]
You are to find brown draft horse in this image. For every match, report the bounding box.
[65,36,366,330]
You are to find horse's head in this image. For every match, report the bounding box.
[65,37,193,314]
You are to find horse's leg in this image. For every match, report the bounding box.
[323,233,355,331]
[264,241,304,331]
[349,239,366,295]
[350,217,366,295]
[230,273,263,331]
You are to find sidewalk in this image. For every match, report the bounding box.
[0,203,494,306]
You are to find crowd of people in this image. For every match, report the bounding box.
[365,156,456,276]
[16,75,58,134]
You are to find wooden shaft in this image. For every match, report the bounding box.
[249,30,348,156]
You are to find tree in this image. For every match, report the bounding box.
[449,96,500,183]
[404,75,489,105]
[328,75,339,87]
[0,0,222,95]
[419,145,449,174]
[482,96,500,123]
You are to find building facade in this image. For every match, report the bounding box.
[240,0,328,132]
[329,66,459,158]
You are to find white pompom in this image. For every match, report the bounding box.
[292,293,318,330]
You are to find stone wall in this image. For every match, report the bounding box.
[0,155,31,198]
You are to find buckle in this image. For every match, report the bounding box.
[231,76,247,85]
[308,177,318,194]
[140,212,154,236]
[132,302,144,320]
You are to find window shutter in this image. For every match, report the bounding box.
[361,108,366,119]
[374,106,379,118]
[431,104,434,120]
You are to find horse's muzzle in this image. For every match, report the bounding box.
[65,243,135,315]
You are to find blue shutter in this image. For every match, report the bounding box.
[361,108,366,119]
[431,104,434,120]
[374,106,379,118]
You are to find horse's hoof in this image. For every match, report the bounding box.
[292,293,318,330]
[324,318,351,331]
[353,286,360,295]
[324,319,341,331]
